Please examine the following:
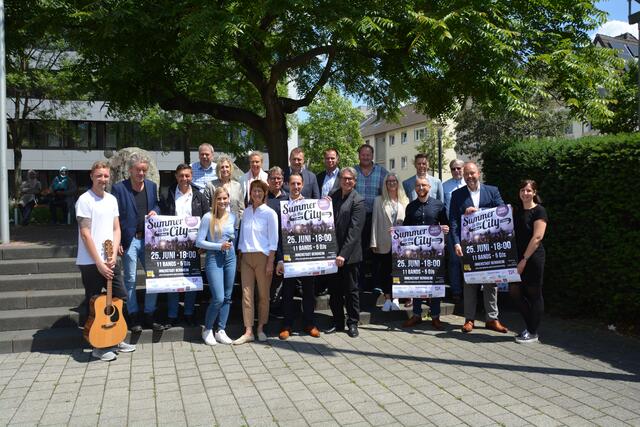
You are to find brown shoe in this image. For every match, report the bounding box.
[402,315,422,328]
[431,317,443,330]
[485,319,508,333]
[462,320,474,333]
[279,327,291,340]
[304,326,320,338]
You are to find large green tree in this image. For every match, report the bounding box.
[592,61,638,134]
[299,88,363,173]
[6,0,79,197]
[65,0,621,167]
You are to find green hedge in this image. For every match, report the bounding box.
[482,133,640,330]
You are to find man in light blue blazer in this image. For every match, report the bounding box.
[402,153,444,202]
[449,161,508,335]
[111,153,161,332]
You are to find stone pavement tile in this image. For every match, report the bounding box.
[370,391,402,406]
[505,403,542,418]
[302,408,334,424]
[591,415,631,427]
[393,412,430,426]
[457,411,497,426]
[443,402,476,417]
[382,401,415,417]
[537,404,574,419]
[600,405,640,421]
[427,392,461,407]
[473,402,511,418]
[67,414,100,426]
[0,387,29,398]
[270,406,304,422]
[524,413,564,426]
[361,411,396,426]
[38,412,72,426]
[216,415,248,426]
[427,411,464,427]
[570,404,607,420]
[490,412,531,427]
[577,393,617,410]
[557,415,598,426]
[520,394,555,409]
[97,415,127,426]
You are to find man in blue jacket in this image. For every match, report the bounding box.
[111,153,162,332]
[449,161,508,334]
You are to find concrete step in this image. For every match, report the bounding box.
[0,307,79,332]
[0,245,77,260]
[0,258,78,275]
[0,271,147,292]
[0,308,372,353]
[0,289,85,310]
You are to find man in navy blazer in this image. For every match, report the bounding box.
[283,147,320,199]
[111,153,162,332]
[449,161,509,334]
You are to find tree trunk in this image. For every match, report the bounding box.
[183,126,191,164]
[9,122,23,201]
[263,104,289,168]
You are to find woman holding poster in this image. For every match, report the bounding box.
[196,187,237,346]
[511,180,548,344]
[235,180,278,344]
[370,173,408,311]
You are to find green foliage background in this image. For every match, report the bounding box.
[482,134,640,331]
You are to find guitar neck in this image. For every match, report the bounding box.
[106,279,113,307]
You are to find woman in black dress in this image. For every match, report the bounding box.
[511,180,548,343]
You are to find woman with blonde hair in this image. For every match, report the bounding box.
[235,180,278,344]
[370,172,409,311]
[204,155,244,228]
[196,187,237,345]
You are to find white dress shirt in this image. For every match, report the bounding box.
[175,187,193,217]
[238,203,278,256]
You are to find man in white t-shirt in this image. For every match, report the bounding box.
[76,161,136,361]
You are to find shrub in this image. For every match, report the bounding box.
[482,134,640,331]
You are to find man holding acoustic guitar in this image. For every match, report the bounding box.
[76,161,136,362]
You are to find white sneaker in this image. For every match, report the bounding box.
[115,342,136,353]
[257,331,268,342]
[202,329,217,346]
[214,330,233,345]
[381,299,392,312]
[391,299,402,311]
[91,348,117,362]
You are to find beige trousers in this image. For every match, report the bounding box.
[240,252,271,328]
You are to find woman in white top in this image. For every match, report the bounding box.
[235,179,278,344]
[203,155,244,228]
[370,173,409,311]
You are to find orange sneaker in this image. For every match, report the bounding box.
[279,327,291,340]
[304,326,320,338]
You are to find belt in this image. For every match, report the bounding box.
[135,231,144,239]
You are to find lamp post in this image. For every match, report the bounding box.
[0,0,9,243]
[629,0,640,130]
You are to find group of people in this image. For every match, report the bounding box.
[18,166,77,225]
[76,142,548,362]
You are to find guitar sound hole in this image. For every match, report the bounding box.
[103,306,120,322]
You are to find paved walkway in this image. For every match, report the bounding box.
[0,313,639,427]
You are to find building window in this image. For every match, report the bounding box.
[401,132,408,144]
[564,123,574,135]
[414,127,426,142]
[388,135,395,146]
[389,158,395,170]
[401,156,407,169]
[365,139,370,145]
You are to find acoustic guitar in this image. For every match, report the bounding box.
[83,239,128,348]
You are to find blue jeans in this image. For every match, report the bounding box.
[167,291,197,318]
[204,250,236,331]
[412,297,441,318]
[123,237,157,314]
[447,234,463,296]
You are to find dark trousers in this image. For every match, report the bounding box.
[79,263,127,325]
[373,251,392,295]
[20,201,36,226]
[358,213,373,291]
[49,198,68,224]
[329,263,360,327]
[282,276,316,328]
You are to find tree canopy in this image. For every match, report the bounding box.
[64,0,622,167]
[591,60,639,134]
[299,88,363,173]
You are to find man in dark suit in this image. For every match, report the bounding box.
[327,167,366,337]
[283,147,320,199]
[449,161,508,334]
[111,153,162,332]
[316,148,341,197]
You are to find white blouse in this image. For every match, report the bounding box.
[238,203,278,256]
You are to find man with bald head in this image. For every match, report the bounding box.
[449,161,508,334]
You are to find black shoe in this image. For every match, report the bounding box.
[129,313,143,333]
[184,314,196,327]
[324,324,345,334]
[144,313,164,331]
[347,324,359,338]
[165,317,178,330]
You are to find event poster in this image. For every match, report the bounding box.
[391,225,446,298]
[460,204,520,284]
[280,198,338,278]
[144,215,203,293]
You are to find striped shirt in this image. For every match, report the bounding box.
[355,164,388,213]
[190,162,217,193]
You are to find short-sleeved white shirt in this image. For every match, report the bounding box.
[75,189,119,265]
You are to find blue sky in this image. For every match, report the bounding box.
[594,0,637,36]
